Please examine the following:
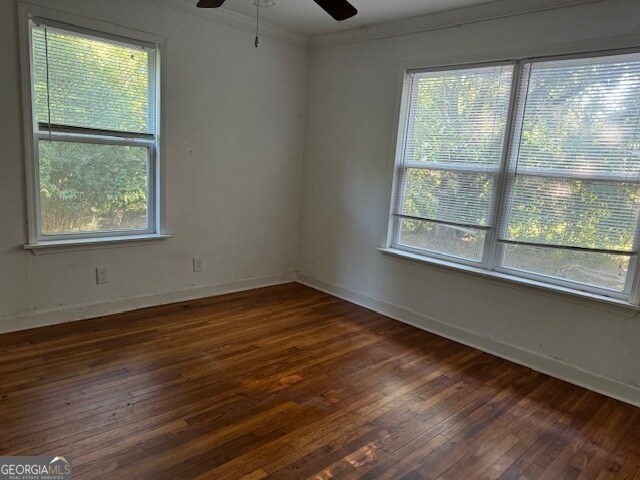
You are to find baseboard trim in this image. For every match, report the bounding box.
[0,273,296,334]
[297,274,640,408]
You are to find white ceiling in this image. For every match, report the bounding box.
[219,0,504,36]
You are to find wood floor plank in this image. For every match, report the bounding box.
[0,282,638,479]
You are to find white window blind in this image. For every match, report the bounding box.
[32,24,155,133]
[499,54,640,255]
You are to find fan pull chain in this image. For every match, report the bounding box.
[255,2,259,48]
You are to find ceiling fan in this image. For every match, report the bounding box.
[196,0,358,22]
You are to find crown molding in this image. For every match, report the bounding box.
[146,0,309,47]
[310,0,606,48]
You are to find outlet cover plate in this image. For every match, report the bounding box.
[193,257,203,273]
[96,266,109,284]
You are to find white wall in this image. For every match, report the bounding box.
[299,0,640,404]
[0,0,308,331]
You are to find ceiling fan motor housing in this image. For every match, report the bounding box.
[253,0,275,7]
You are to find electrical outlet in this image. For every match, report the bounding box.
[193,257,203,273]
[96,266,109,285]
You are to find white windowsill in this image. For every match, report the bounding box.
[378,247,640,316]
[24,234,172,255]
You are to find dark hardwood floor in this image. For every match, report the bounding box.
[0,283,638,479]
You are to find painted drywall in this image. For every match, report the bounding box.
[298,0,640,400]
[0,0,308,329]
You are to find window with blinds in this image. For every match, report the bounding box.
[391,51,640,301]
[26,19,160,241]
[395,64,514,261]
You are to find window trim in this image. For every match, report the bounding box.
[378,247,640,313]
[385,46,640,305]
[18,3,167,250]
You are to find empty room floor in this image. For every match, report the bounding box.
[0,283,638,479]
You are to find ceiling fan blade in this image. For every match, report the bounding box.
[312,0,357,21]
[197,0,226,7]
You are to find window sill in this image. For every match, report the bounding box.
[378,247,640,316]
[24,234,172,255]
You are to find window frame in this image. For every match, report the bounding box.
[19,5,167,250]
[392,60,518,270]
[386,48,640,305]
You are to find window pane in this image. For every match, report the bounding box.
[405,65,513,167]
[397,218,486,261]
[504,176,640,250]
[501,53,640,253]
[398,168,495,227]
[32,25,153,133]
[502,244,630,292]
[39,140,149,234]
[395,63,513,262]
[514,54,640,177]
